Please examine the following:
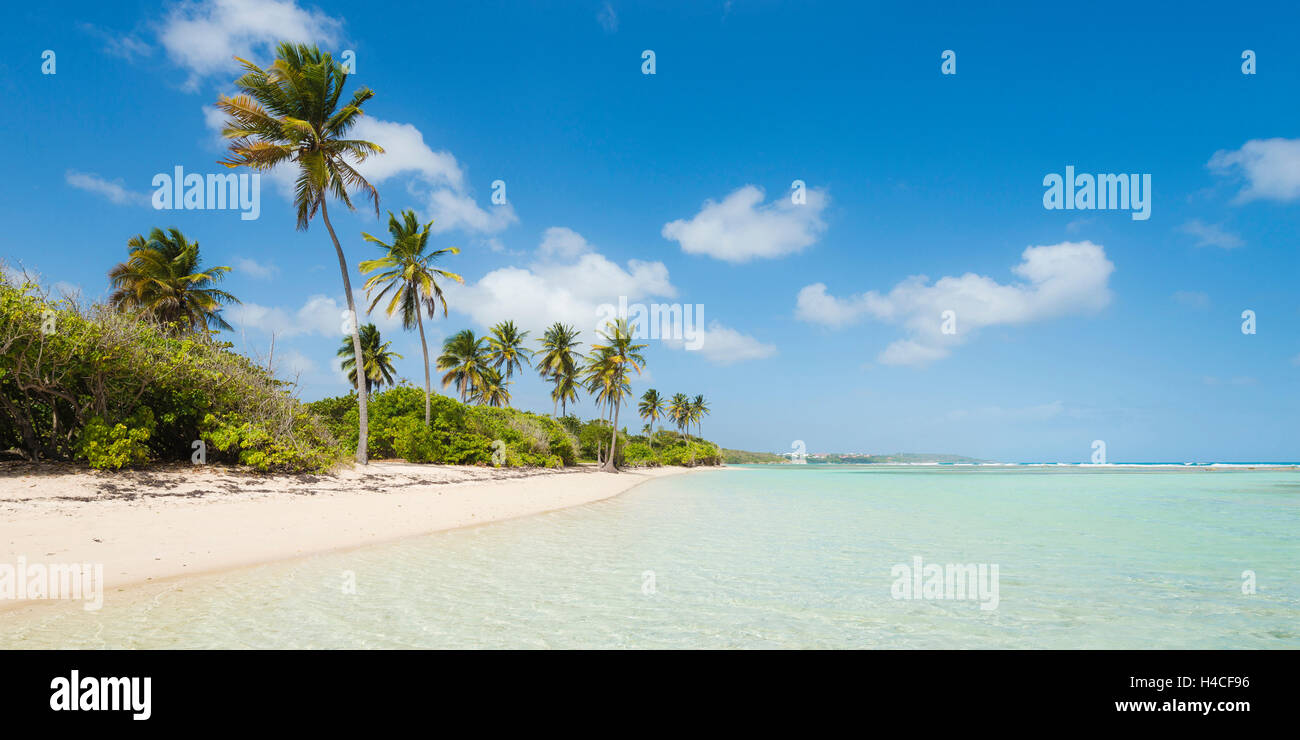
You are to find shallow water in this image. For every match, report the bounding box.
[3,465,1297,648]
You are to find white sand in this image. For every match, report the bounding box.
[0,461,705,608]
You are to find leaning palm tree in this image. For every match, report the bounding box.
[108,228,238,333]
[436,329,488,402]
[217,41,384,464]
[359,210,463,426]
[338,323,402,393]
[470,366,511,407]
[587,318,647,473]
[536,322,584,416]
[638,389,664,449]
[486,320,532,395]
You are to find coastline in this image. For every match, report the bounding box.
[0,462,712,611]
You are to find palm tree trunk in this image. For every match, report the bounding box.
[320,199,368,465]
[416,311,431,426]
[602,401,621,473]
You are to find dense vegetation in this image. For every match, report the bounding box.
[305,384,722,469]
[0,278,337,472]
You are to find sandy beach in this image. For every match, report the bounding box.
[0,461,704,609]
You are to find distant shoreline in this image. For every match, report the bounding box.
[0,462,717,612]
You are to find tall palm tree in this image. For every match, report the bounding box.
[337,323,402,393]
[470,366,511,407]
[536,322,584,416]
[551,363,581,418]
[108,228,238,333]
[437,329,488,402]
[359,210,462,426]
[669,393,692,442]
[486,320,532,398]
[691,394,710,441]
[217,42,384,464]
[587,318,647,473]
[638,389,664,449]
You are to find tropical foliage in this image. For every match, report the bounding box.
[107,228,237,333]
[337,323,402,393]
[0,278,337,471]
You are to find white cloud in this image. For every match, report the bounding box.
[662,184,828,262]
[796,241,1115,366]
[65,170,149,206]
[538,227,592,259]
[688,321,777,365]
[446,230,675,339]
[234,257,278,280]
[1179,219,1243,249]
[349,117,463,191]
[159,0,342,90]
[1209,137,1300,203]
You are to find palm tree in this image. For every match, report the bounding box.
[108,228,238,333]
[691,394,710,440]
[550,363,581,418]
[669,393,691,442]
[536,323,584,416]
[486,320,532,397]
[638,389,664,449]
[691,394,711,465]
[359,210,463,426]
[587,318,647,473]
[217,42,384,464]
[337,324,402,393]
[470,366,511,407]
[437,329,488,402]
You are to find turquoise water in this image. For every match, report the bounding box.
[2,465,1297,648]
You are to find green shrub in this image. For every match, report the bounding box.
[0,280,341,472]
[77,407,155,469]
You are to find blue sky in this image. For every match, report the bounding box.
[3,0,1299,461]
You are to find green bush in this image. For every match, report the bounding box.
[77,407,156,469]
[0,279,340,472]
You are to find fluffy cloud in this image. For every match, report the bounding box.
[1209,137,1300,203]
[445,230,675,338]
[160,0,342,90]
[65,170,149,206]
[662,184,828,262]
[1179,219,1243,249]
[796,241,1115,366]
